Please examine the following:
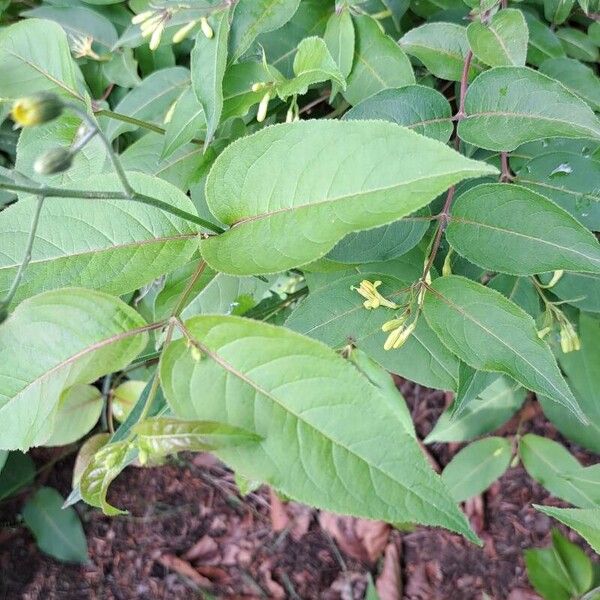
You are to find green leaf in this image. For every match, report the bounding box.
[519,434,600,507]
[105,67,190,140]
[344,15,414,106]
[447,183,600,275]
[326,212,430,264]
[539,314,600,453]
[0,289,148,451]
[459,66,600,152]
[467,9,528,67]
[525,529,593,600]
[544,0,576,25]
[422,276,584,419]
[0,451,7,474]
[557,28,599,63]
[541,272,600,313]
[451,364,497,417]
[0,18,86,101]
[425,376,526,443]
[162,87,206,159]
[540,58,600,112]
[442,437,512,503]
[285,272,460,390]
[134,417,261,462]
[400,23,482,82]
[275,36,345,99]
[191,10,230,146]
[0,173,199,304]
[0,452,35,500]
[515,151,600,231]
[200,120,497,275]
[44,385,104,447]
[324,6,354,99]
[488,274,541,318]
[21,6,118,53]
[221,61,276,121]
[79,439,131,515]
[344,85,453,142]
[160,315,478,542]
[23,487,88,564]
[524,14,566,67]
[229,0,301,63]
[534,505,600,554]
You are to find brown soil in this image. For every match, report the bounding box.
[0,382,596,600]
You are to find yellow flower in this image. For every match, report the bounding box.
[172,20,198,43]
[11,94,63,128]
[200,17,213,39]
[353,280,398,310]
[383,322,416,351]
[559,319,580,353]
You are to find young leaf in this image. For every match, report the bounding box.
[344,85,453,142]
[191,10,230,145]
[540,57,600,111]
[104,67,190,140]
[399,23,482,82]
[441,437,512,502]
[200,120,497,276]
[134,417,261,462]
[447,183,600,275]
[422,276,584,420]
[519,434,600,507]
[344,15,414,106]
[0,172,199,304]
[274,36,345,99]
[425,377,526,443]
[0,289,148,451]
[229,0,301,63]
[544,0,576,25]
[324,6,354,99]
[467,9,529,67]
[44,385,103,447]
[458,67,600,151]
[23,487,88,564]
[285,272,460,391]
[534,506,600,554]
[515,151,600,231]
[0,452,35,500]
[160,315,479,542]
[451,363,497,417]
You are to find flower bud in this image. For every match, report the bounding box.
[34,147,73,175]
[200,17,213,39]
[172,20,197,43]
[256,92,270,123]
[11,94,64,128]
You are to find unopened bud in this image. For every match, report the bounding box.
[257,92,270,123]
[442,249,453,277]
[34,147,73,175]
[200,16,213,39]
[172,20,197,43]
[252,82,265,92]
[11,94,64,128]
[149,21,166,50]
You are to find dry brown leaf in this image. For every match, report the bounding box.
[157,554,211,588]
[319,512,390,563]
[376,542,402,600]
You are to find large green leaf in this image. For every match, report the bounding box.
[399,23,482,82]
[442,437,512,502]
[539,314,600,453]
[285,272,460,390]
[344,15,414,106]
[422,276,584,419]
[525,14,566,67]
[425,376,526,443]
[22,487,88,564]
[200,120,497,275]
[104,67,190,140]
[323,6,354,99]
[544,0,576,25]
[191,10,230,145]
[0,173,199,304]
[160,315,478,541]
[467,9,528,67]
[515,151,600,231]
[229,0,301,62]
[458,67,600,151]
[534,506,600,553]
[344,85,453,142]
[447,183,600,275]
[0,289,148,451]
[540,57,600,111]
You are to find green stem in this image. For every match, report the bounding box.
[0,180,225,233]
[0,194,44,310]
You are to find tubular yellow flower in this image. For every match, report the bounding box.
[149,21,166,50]
[381,313,409,332]
[200,16,214,39]
[256,92,270,123]
[559,319,580,353]
[352,280,398,310]
[172,20,198,43]
[132,10,154,25]
[383,322,416,351]
[11,94,64,128]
